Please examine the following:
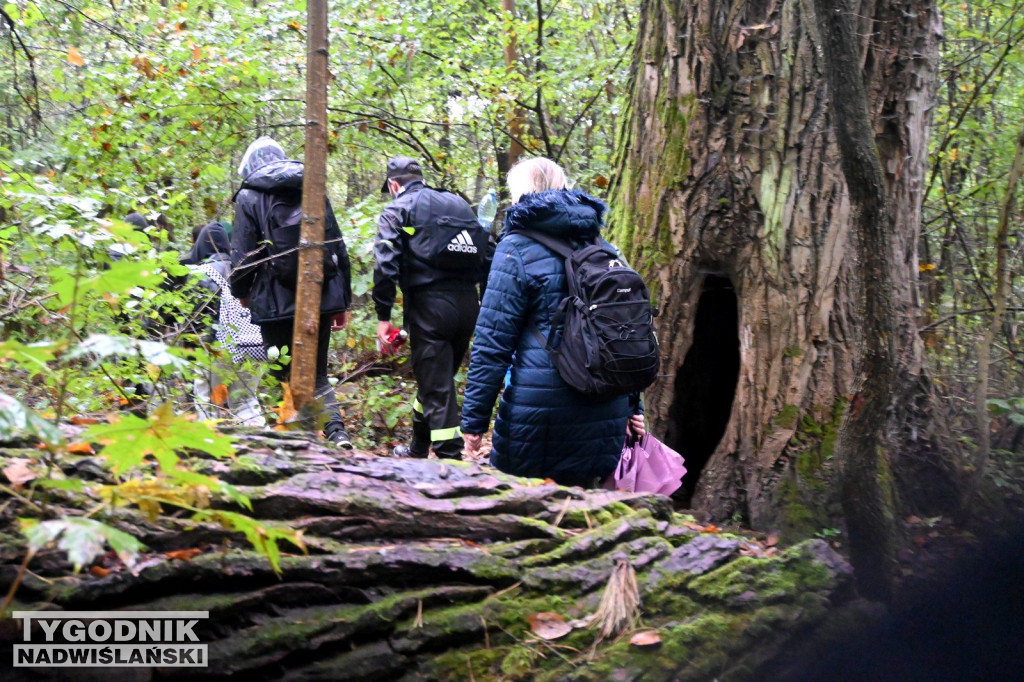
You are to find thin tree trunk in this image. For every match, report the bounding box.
[968,127,1024,511]
[291,0,329,411]
[501,0,526,166]
[814,0,898,603]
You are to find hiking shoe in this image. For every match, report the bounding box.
[394,444,428,459]
[326,429,354,450]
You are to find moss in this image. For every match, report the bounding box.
[501,644,542,678]
[687,543,833,605]
[774,404,800,429]
[520,508,657,567]
[427,647,507,682]
[783,345,803,358]
[560,500,636,529]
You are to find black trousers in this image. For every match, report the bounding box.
[260,316,347,437]
[405,287,479,458]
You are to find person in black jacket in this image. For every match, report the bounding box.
[373,156,486,460]
[230,137,353,449]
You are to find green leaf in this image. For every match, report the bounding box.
[51,259,165,308]
[84,402,235,475]
[0,392,63,447]
[21,517,145,571]
[192,509,302,575]
[67,334,191,370]
[0,339,63,373]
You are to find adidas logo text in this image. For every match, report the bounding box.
[447,230,478,254]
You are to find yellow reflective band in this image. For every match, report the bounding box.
[431,426,462,441]
[412,398,423,414]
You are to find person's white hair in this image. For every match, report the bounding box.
[506,157,568,204]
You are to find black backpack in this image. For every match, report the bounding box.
[405,189,489,273]
[261,196,340,287]
[521,230,660,400]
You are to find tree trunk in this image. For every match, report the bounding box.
[610,0,954,539]
[0,435,854,681]
[291,0,329,411]
[968,127,1024,511]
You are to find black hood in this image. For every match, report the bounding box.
[240,159,304,197]
[181,221,231,265]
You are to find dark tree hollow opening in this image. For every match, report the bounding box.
[665,274,740,506]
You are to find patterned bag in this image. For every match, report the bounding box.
[193,263,266,363]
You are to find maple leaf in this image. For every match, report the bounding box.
[275,383,298,425]
[211,383,228,407]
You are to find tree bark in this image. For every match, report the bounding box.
[0,435,854,681]
[501,0,527,167]
[291,0,329,411]
[610,0,952,542]
[813,0,897,603]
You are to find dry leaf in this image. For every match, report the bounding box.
[528,612,572,640]
[275,383,298,425]
[211,383,229,407]
[68,46,85,66]
[765,532,779,547]
[89,565,111,578]
[70,416,100,425]
[3,459,36,486]
[165,548,202,562]
[67,441,95,455]
[629,630,662,647]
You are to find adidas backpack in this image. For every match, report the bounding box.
[521,230,660,400]
[405,188,489,273]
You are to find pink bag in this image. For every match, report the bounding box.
[602,434,686,495]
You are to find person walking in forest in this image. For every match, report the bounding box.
[461,157,644,487]
[182,221,266,427]
[373,156,490,460]
[230,137,354,449]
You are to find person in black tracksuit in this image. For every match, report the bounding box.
[373,156,487,460]
[230,137,354,448]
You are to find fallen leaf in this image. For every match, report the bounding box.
[275,383,298,424]
[629,630,662,647]
[211,383,228,407]
[3,459,36,486]
[765,532,779,547]
[528,612,571,640]
[165,548,202,562]
[703,524,719,534]
[89,565,111,578]
[68,46,85,66]
[67,441,95,455]
[70,416,100,425]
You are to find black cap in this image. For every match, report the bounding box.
[381,156,423,194]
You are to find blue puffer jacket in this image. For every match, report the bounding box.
[461,189,631,487]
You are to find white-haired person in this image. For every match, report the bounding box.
[460,157,644,487]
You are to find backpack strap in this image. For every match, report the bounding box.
[516,229,575,259]
[517,229,583,353]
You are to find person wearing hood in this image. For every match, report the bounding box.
[183,222,266,427]
[229,137,353,448]
[460,157,644,487]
